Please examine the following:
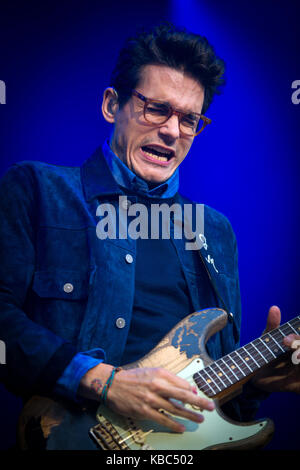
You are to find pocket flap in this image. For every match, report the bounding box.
[32,270,89,300]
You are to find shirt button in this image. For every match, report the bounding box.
[125,253,133,264]
[116,317,126,329]
[63,283,74,293]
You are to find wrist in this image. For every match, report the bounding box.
[78,362,115,401]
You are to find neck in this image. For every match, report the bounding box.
[193,315,300,399]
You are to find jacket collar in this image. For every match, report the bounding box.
[80,146,123,201]
[81,144,180,201]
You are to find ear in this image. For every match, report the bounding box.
[102,87,119,123]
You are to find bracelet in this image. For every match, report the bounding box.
[100,367,121,405]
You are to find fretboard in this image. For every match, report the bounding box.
[193,315,300,398]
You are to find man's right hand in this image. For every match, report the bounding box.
[78,363,215,433]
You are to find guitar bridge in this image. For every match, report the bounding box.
[90,413,154,450]
[89,419,130,450]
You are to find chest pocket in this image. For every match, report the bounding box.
[32,270,89,300]
[29,270,90,344]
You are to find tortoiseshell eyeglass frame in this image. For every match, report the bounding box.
[132,89,212,136]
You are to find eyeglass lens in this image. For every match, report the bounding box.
[144,101,202,135]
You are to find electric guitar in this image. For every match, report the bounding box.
[18,308,300,450]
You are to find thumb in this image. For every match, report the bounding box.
[264,305,281,333]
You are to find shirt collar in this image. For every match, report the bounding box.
[102,140,179,198]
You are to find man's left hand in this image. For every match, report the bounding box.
[251,305,300,394]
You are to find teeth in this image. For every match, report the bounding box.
[143,149,168,161]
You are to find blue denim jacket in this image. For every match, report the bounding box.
[0,146,242,406]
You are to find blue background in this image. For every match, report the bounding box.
[0,0,299,450]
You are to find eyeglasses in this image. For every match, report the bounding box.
[132,89,211,137]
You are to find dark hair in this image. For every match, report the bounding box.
[110,23,225,114]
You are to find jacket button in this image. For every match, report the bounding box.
[63,283,74,293]
[125,254,133,264]
[116,317,126,328]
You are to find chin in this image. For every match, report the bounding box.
[140,173,169,185]
[135,166,172,184]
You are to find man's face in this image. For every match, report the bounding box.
[106,65,205,184]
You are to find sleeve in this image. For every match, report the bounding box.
[54,351,104,402]
[0,164,78,397]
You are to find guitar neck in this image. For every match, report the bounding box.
[193,315,300,398]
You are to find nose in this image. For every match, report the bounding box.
[158,114,181,141]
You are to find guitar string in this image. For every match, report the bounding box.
[191,316,300,396]
[106,316,300,447]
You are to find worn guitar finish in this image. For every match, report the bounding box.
[18,308,300,450]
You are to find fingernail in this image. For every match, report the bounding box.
[192,387,198,394]
[196,415,204,423]
[208,402,215,410]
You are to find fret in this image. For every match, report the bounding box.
[209,362,232,389]
[205,365,223,392]
[293,316,300,332]
[257,337,276,359]
[212,360,234,385]
[193,315,300,399]
[210,365,227,391]
[251,340,269,363]
[291,316,300,334]
[276,323,296,339]
[287,321,298,335]
[275,327,285,338]
[197,369,219,396]
[230,351,248,376]
[222,354,245,378]
[237,347,258,372]
[262,331,285,354]
[234,349,253,373]
[219,357,239,382]
[239,346,259,372]
[242,344,262,367]
[193,373,212,396]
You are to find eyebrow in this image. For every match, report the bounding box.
[152,98,200,116]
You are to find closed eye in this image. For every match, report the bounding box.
[181,114,199,127]
[146,104,169,115]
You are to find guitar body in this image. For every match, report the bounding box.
[18,308,274,450]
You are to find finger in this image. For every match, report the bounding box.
[150,394,207,425]
[283,334,299,347]
[147,407,187,433]
[143,404,205,433]
[264,305,281,333]
[149,377,215,412]
[155,368,199,394]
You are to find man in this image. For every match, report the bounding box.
[0,23,299,449]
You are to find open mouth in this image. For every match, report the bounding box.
[141,145,175,162]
